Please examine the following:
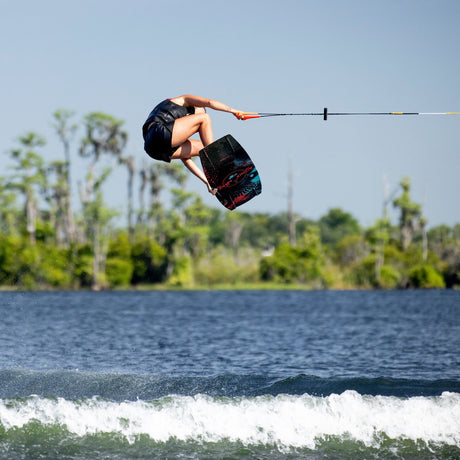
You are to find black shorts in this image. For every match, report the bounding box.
[143,121,179,163]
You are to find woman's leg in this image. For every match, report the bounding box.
[170,139,203,160]
[171,113,213,149]
[169,113,216,193]
[170,139,216,194]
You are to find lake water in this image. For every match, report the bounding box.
[0,290,459,459]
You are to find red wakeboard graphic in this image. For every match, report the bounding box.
[199,135,261,210]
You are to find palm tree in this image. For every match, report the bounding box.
[8,133,47,244]
[393,177,422,251]
[53,109,78,244]
[79,112,127,289]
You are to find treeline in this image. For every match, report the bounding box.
[1,110,459,290]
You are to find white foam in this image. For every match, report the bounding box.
[1,391,459,449]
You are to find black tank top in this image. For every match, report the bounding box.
[142,99,195,138]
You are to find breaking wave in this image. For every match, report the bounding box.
[1,390,459,459]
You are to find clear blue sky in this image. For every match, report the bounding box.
[1,0,459,227]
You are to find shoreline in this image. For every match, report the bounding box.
[1,283,457,292]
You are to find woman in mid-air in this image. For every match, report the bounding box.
[142,95,254,194]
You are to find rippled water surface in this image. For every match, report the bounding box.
[0,290,459,459]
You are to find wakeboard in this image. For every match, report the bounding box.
[199,135,261,210]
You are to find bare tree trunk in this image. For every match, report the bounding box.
[138,162,147,224]
[421,219,428,262]
[78,163,95,246]
[126,155,135,240]
[65,188,76,244]
[55,204,64,247]
[53,110,77,245]
[401,224,412,251]
[92,222,100,290]
[229,221,243,264]
[375,243,383,285]
[26,190,37,245]
[63,144,76,245]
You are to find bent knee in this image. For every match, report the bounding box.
[198,112,211,125]
[189,138,204,154]
[171,139,203,159]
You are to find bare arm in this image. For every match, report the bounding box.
[170,95,256,119]
[181,158,217,194]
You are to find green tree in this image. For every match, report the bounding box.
[123,155,136,239]
[46,161,70,246]
[223,211,246,264]
[131,234,167,284]
[241,213,274,250]
[146,162,186,239]
[0,235,20,285]
[80,112,127,167]
[0,178,19,235]
[81,168,117,289]
[78,112,127,289]
[393,177,422,251]
[366,217,391,286]
[183,194,213,263]
[336,234,369,267]
[53,109,78,244]
[8,133,47,244]
[408,265,445,289]
[105,232,134,287]
[428,224,460,287]
[260,226,326,285]
[319,208,361,249]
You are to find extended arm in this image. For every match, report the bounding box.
[170,95,256,120]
